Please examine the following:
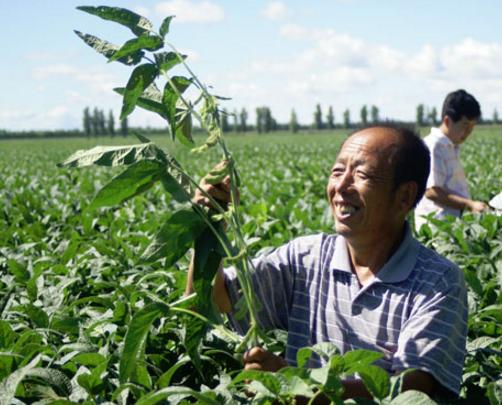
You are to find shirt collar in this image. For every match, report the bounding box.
[430,127,456,149]
[332,222,420,283]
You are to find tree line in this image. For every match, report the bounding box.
[1,105,501,140]
[82,107,129,137]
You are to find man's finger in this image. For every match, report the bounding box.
[206,184,230,202]
[243,347,267,363]
[244,362,264,371]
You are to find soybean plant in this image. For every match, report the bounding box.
[59,5,264,377]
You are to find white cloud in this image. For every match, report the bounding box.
[31,64,122,94]
[262,1,288,21]
[155,0,224,23]
[279,24,307,40]
[32,64,76,79]
[216,24,502,124]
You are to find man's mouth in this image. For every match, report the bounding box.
[335,202,360,219]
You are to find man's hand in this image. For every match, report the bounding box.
[466,199,488,213]
[192,160,239,209]
[243,347,287,372]
[193,174,232,208]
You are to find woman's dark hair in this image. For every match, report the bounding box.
[441,89,481,122]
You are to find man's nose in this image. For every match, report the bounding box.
[334,170,353,193]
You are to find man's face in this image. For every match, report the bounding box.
[326,129,405,244]
[446,116,476,145]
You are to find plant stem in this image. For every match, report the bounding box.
[159,40,264,348]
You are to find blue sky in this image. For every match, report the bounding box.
[2,0,502,131]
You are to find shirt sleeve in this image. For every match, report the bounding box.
[392,266,468,395]
[223,242,295,335]
[427,142,448,189]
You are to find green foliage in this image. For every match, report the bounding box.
[0,129,501,403]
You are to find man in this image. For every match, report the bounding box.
[414,89,488,230]
[188,126,467,400]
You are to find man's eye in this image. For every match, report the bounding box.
[355,171,369,179]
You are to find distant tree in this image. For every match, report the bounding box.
[314,104,323,130]
[91,107,100,135]
[99,109,107,135]
[220,108,230,132]
[120,117,129,136]
[107,110,115,136]
[428,107,438,126]
[232,109,239,132]
[493,109,499,124]
[343,109,351,129]
[239,108,248,132]
[360,105,368,126]
[264,107,274,132]
[289,109,299,133]
[416,104,425,127]
[256,106,274,133]
[370,105,379,123]
[326,106,335,129]
[83,107,91,136]
[256,107,264,133]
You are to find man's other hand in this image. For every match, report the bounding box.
[243,347,287,372]
[466,200,488,213]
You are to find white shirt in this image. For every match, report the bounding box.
[415,127,470,229]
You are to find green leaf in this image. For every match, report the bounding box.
[26,368,73,397]
[110,34,163,63]
[486,380,502,405]
[141,209,206,264]
[121,63,159,120]
[157,356,191,388]
[193,222,226,319]
[7,259,29,283]
[175,106,194,146]
[343,350,383,370]
[119,302,170,384]
[114,85,167,119]
[88,160,164,211]
[162,76,192,140]
[24,304,49,329]
[159,16,175,38]
[77,360,109,395]
[0,321,16,349]
[297,342,339,367]
[154,52,186,73]
[134,132,152,143]
[356,365,390,400]
[136,386,220,405]
[77,6,153,36]
[58,143,167,168]
[389,390,438,404]
[73,353,107,367]
[232,370,281,395]
[0,354,41,404]
[159,164,191,203]
[183,317,207,375]
[74,30,144,65]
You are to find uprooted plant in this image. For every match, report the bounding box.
[61,5,268,362]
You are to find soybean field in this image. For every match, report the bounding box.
[0,127,501,404]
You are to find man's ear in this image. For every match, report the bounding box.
[443,115,451,128]
[397,181,418,212]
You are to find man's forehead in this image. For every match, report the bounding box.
[337,128,400,159]
[335,127,400,166]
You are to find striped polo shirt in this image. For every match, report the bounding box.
[223,224,468,395]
